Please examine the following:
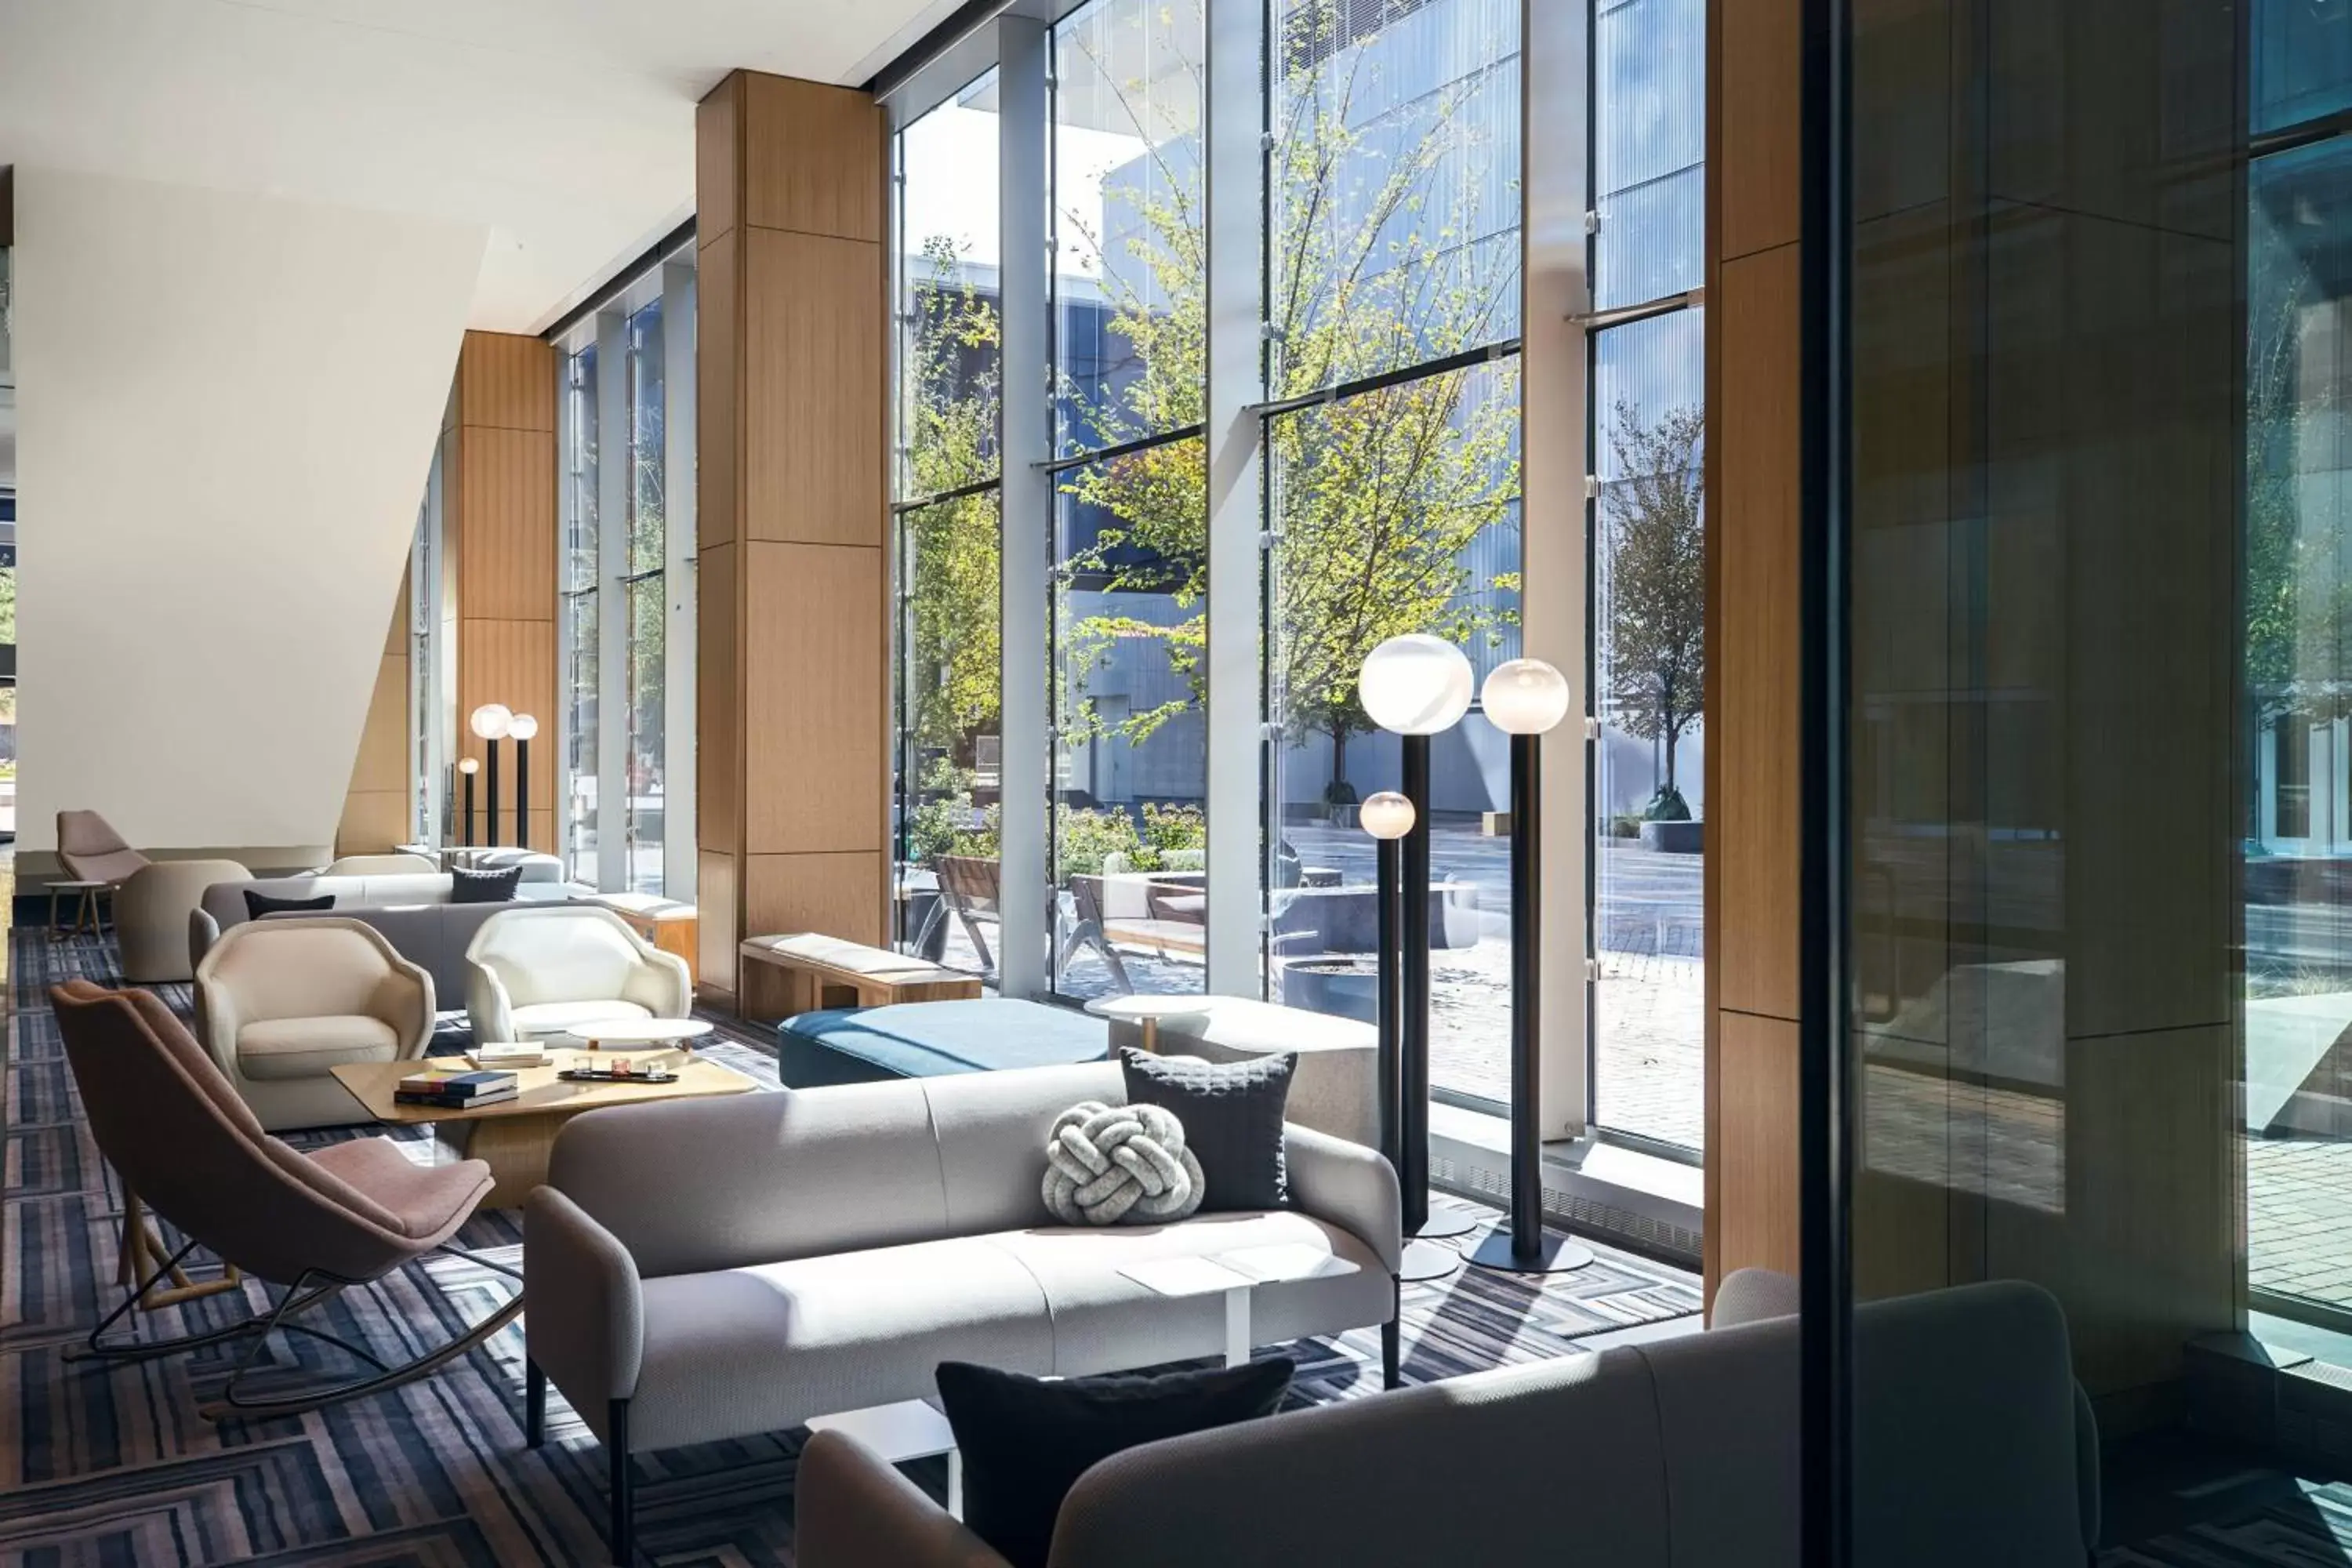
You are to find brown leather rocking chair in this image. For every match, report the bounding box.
[51,979,522,1421]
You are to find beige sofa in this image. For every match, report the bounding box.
[799,1271,2100,1568]
[524,1060,1399,1564]
[191,916,436,1131]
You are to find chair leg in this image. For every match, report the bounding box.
[608,1399,634,1566]
[1382,1315,1402,1392]
[525,1357,547,1447]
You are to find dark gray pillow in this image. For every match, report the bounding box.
[449,865,522,904]
[1119,1047,1294,1211]
[245,890,335,920]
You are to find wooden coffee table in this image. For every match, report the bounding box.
[333,1052,760,1208]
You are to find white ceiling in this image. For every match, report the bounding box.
[0,0,967,331]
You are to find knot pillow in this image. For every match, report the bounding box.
[1041,1101,1205,1225]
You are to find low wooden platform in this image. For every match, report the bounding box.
[738,933,981,1022]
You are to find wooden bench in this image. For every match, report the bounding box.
[738,933,982,1022]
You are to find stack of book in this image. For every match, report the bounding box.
[395,1069,519,1110]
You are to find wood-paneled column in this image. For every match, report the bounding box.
[1703,0,1806,1299]
[446,330,557,852]
[695,71,888,1005]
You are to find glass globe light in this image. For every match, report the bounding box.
[457,758,479,775]
[507,713,539,742]
[1481,659,1573,736]
[1358,635,1475,735]
[1359,790,1417,841]
[469,703,513,740]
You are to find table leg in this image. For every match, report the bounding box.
[948,1448,964,1519]
[1142,1018,1160,1054]
[47,885,65,941]
[441,1116,562,1209]
[1223,1284,1250,1368]
[116,1185,243,1309]
[78,888,100,938]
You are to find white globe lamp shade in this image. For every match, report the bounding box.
[457,758,479,775]
[470,703,514,740]
[1482,659,1573,736]
[507,713,539,742]
[1360,790,1417,841]
[1358,635,1475,736]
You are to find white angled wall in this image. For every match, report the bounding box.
[13,167,484,860]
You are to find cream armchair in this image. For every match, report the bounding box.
[192,917,435,1131]
[464,906,691,1045]
[116,858,252,982]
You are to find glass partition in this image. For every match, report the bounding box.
[560,341,600,877]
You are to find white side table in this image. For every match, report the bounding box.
[1120,1244,1361,1367]
[807,1399,962,1517]
[1083,993,1214,1054]
[555,1018,716,1053]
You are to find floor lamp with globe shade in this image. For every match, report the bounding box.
[470,704,512,850]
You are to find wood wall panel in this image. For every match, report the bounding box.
[336,792,408,858]
[1715,247,1802,1025]
[1713,1012,1803,1287]
[698,542,741,850]
[741,73,885,242]
[744,543,884,854]
[699,849,739,1001]
[696,73,742,248]
[745,230,884,547]
[456,427,558,622]
[457,331,557,433]
[746,851,887,950]
[698,230,742,553]
[336,586,410,855]
[448,332,558,854]
[1719,0,1801,260]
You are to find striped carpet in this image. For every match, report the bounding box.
[2,927,1704,1566]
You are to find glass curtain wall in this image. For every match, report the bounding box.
[1587,0,1705,1152]
[554,240,694,896]
[1263,0,1525,1104]
[1047,0,1208,1001]
[561,341,601,879]
[892,71,1003,973]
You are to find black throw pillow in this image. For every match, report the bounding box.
[1120,1047,1295,1211]
[448,865,522,904]
[935,1357,1294,1568]
[245,890,335,921]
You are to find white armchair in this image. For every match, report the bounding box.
[464,906,691,1045]
[192,916,436,1131]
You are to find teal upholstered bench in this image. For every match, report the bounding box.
[775,998,1111,1088]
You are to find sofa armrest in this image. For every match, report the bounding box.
[187,907,220,977]
[1711,1267,1801,1329]
[524,1187,646,1433]
[1284,1123,1401,1275]
[376,960,437,1059]
[797,1430,1014,1568]
[466,963,516,1046]
[190,972,244,1083]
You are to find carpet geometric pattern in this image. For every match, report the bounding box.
[2,927,1703,1565]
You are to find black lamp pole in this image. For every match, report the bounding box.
[1377,820,1464,1282]
[1470,727,1594,1273]
[485,740,503,849]
[1400,735,1475,1243]
[514,735,530,851]
[460,768,476,847]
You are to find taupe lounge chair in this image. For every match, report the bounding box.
[51,979,521,1421]
[55,809,151,884]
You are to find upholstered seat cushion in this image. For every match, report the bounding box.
[236,1015,399,1080]
[776,999,1109,1089]
[508,998,655,1038]
[306,1136,491,1244]
[630,1236,1059,1452]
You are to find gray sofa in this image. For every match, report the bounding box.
[187,872,581,1004]
[524,1061,1400,1564]
[799,1270,2100,1568]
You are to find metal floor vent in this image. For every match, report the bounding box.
[1429,1151,1704,1265]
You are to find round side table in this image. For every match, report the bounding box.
[1083,993,1214,1054]
[557,1018,717,1053]
[49,880,111,942]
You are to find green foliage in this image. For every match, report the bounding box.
[1055,807,1148,879]
[904,235,1005,762]
[1140,800,1206,855]
[906,759,979,868]
[2247,263,2352,730]
[1602,400,1706,794]
[1050,0,1521,796]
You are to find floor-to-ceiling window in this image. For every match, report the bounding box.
[1264,0,1523,1104]
[1044,0,1209,1001]
[1586,0,1705,1152]
[554,238,695,897]
[892,71,1004,973]
[2245,34,2352,1328]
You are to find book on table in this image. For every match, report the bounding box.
[396,1084,519,1110]
[396,1069,517,1100]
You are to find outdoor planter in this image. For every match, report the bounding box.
[1281,957,1381,1024]
[1640,818,1704,854]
